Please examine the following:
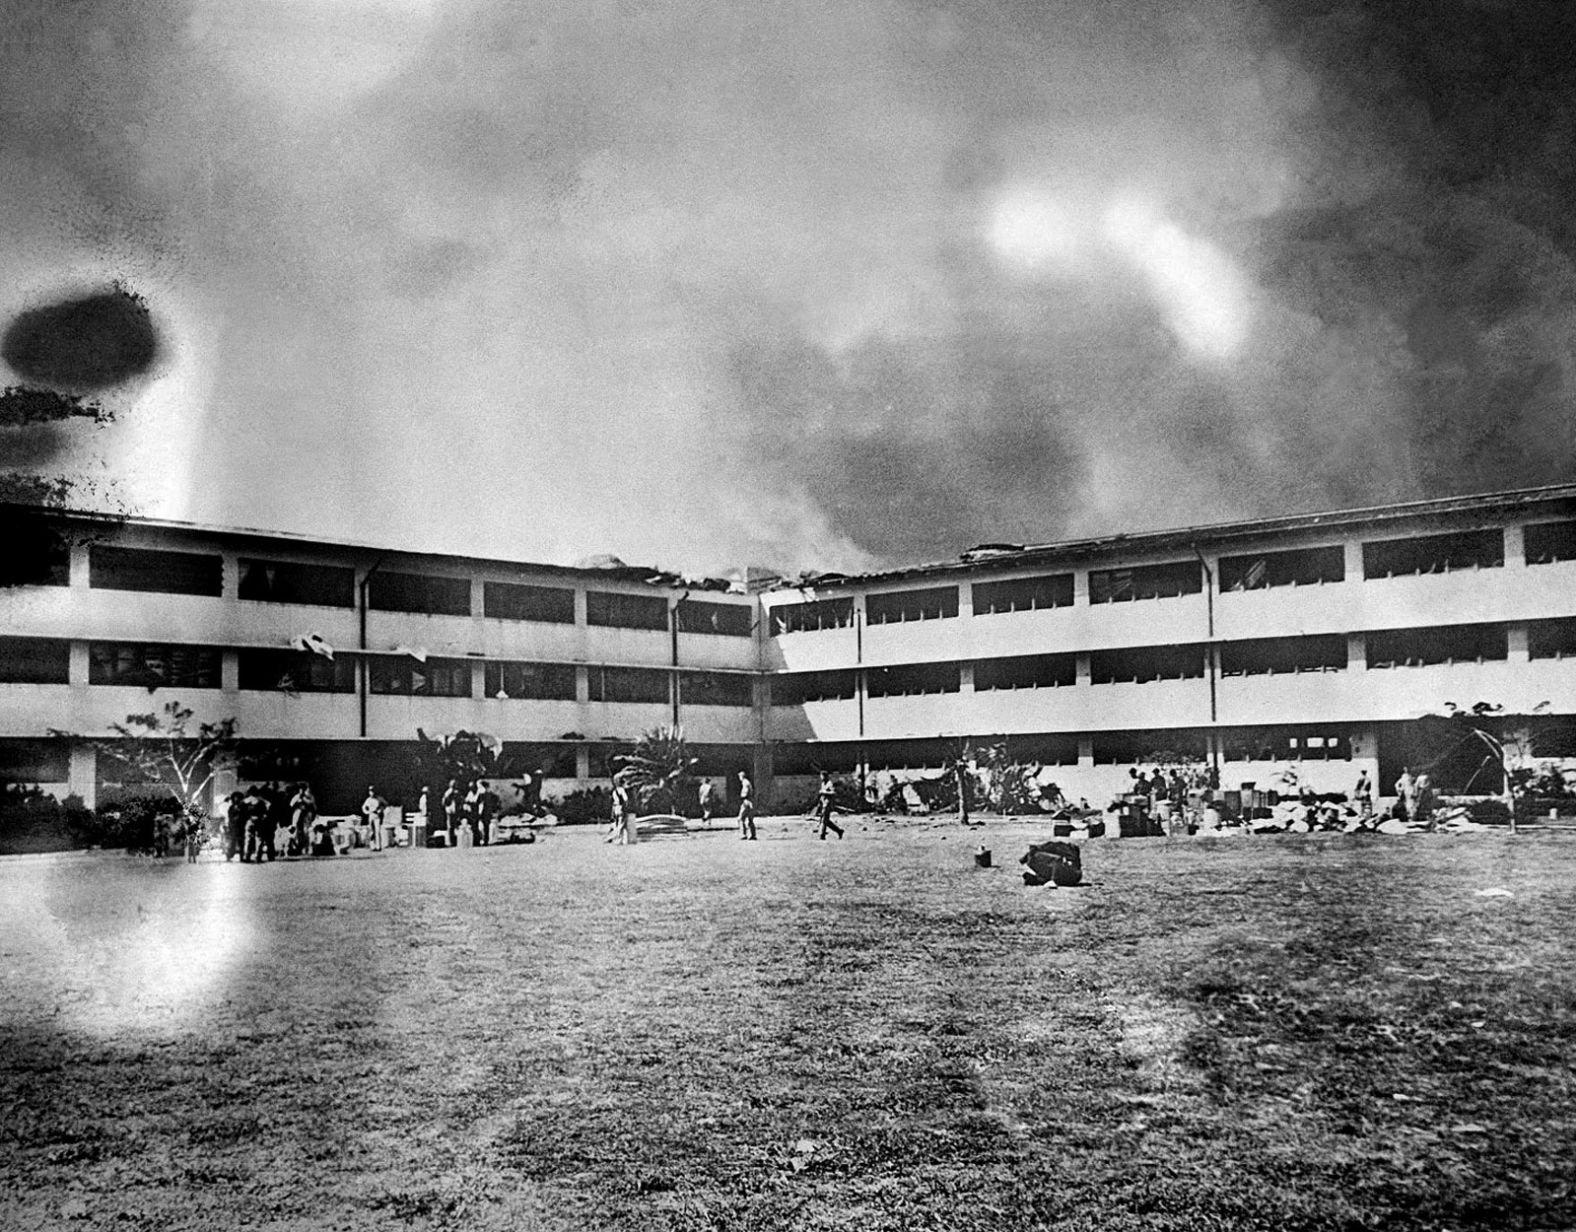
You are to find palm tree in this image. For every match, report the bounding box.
[612,726,697,816]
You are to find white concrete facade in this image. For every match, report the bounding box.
[4,486,1576,812]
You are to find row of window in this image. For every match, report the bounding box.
[15,522,1576,634]
[767,520,1576,630]
[767,619,1576,701]
[14,541,753,633]
[6,619,1576,698]
[0,640,754,705]
[769,728,1359,774]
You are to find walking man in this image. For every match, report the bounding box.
[697,778,716,830]
[737,770,757,841]
[815,772,844,840]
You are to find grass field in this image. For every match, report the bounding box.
[3,818,1574,1231]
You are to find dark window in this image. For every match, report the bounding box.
[1218,726,1352,762]
[770,597,854,635]
[0,637,70,684]
[676,600,753,637]
[867,661,961,697]
[586,590,668,630]
[864,738,954,771]
[0,739,71,784]
[972,574,1074,615]
[1089,561,1201,603]
[1531,721,1576,759]
[1362,529,1503,578]
[89,643,221,689]
[483,581,576,624]
[89,546,222,596]
[1524,520,1576,565]
[504,742,581,779]
[679,671,754,707]
[484,660,577,700]
[1528,618,1576,661]
[1093,728,1207,765]
[238,558,355,607]
[588,665,669,704]
[773,743,863,775]
[1219,545,1345,591]
[1090,643,1206,684]
[972,653,1077,691]
[865,586,959,624]
[996,733,1081,766]
[237,649,355,693]
[368,656,473,697]
[771,670,858,706]
[1364,623,1508,668]
[0,510,69,587]
[368,571,471,616]
[1219,634,1348,676]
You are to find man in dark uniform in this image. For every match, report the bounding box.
[815,772,844,840]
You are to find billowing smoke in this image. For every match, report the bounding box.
[2,0,1573,572]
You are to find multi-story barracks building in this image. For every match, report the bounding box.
[3,483,1575,814]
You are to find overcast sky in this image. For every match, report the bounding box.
[1,0,1573,574]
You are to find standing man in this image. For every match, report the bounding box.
[441,778,461,845]
[815,772,844,840]
[1353,770,1373,817]
[697,778,716,830]
[953,756,971,825]
[361,785,386,850]
[1393,766,1416,822]
[737,770,757,841]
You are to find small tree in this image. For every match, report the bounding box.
[612,726,698,816]
[53,701,239,851]
[1439,700,1553,831]
[415,728,505,799]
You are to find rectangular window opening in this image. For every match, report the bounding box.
[89,546,222,597]
[972,653,1078,691]
[483,581,576,624]
[1219,545,1345,591]
[238,558,355,607]
[1524,520,1576,566]
[1219,634,1347,677]
[586,590,669,631]
[769,597,854,635]
[972,574,1074,615]
[1362,529,1504,579]
[588,665,669,704]
[771,670,858,706]
[483,660,577,700]
[865,586,960,624]
[1089,643,1206,684]
[1089,561,1202,604]
[368,570,472,617]
[866,661,961,698]
[1363,623,1508,669]
[0,637,71,684]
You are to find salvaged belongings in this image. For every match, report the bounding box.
[1021,840,1082,887]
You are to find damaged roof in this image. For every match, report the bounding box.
[771,482,1576,591]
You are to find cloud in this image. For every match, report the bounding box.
[2,0,1574,572]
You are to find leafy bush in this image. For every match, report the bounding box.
[552,787,613,825]
[94,788,187,855]
[0,785,104,854]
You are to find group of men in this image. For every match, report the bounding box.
[429,778,505,846]
[222,782,322,862]
[604,770,763,844]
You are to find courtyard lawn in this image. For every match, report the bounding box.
[2,818,1574,1231]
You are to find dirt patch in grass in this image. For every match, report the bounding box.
[2,823,1574,1229]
